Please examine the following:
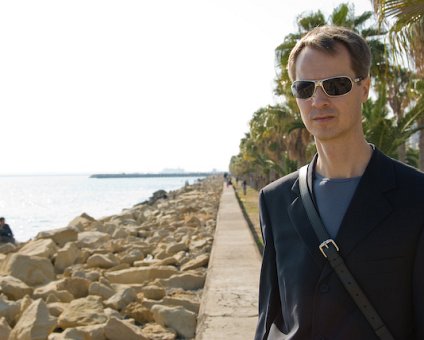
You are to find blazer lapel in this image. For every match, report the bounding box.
[335,149,396,257]
[287,155,326,268]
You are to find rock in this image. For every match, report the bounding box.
[0,317,11,339]
[0,254,56,286]
[141,285,166,300]
[163,293,200,313]
[122,302,154,323]
[143,190,168,205]
[118,248,144,265]
[46,302,68,317]
[88,281,115,300]
[76,231,111,249]
[181,253,209,271]
[34,281,74,303]
[0,243,16,254]
[166,242,188,256]
[18,238,58,258]
[104,317,148,340]
[141,323,176,340]
[57,277,90,299]
[57,296,107,328]
[151,304,197,339]
[104,266,178,284]
[86,253,119,268]
[104,287,136,311]
[0,275,33,300]
[68,213,96,230]
[48,324,106,339]
[9,299,57,340]
[54,243,80,273]
[0,296,20,325]
[36,227,78,247]
[112,228,129,239]
[158,271,206,290]
[186,215,202,228]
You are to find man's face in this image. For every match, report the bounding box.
[0,220,4,226]
[294,44,370,144]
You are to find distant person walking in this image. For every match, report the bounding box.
[0,217,15,244]
[242,179,247,195]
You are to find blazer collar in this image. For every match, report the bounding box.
[288,148,396,268]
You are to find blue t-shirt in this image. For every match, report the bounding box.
[313,172,361,239]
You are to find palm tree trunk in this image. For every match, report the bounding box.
[419,117,424,171]
[397,143,406,163]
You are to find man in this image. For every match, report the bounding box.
[0,217,15,244]
[255,26,424,340]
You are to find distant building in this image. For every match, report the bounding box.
[161,168,185,174]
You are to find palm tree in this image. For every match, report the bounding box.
[372,0,424,169]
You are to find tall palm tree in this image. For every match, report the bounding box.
[372,0,424,170]
[373,0,424,75]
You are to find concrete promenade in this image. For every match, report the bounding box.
[196,184,262,340]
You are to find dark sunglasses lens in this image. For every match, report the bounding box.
[323,77,352,96]
[292,81,315,99]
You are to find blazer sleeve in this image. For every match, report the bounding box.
[254,190,283,340]
[413,226,424,339]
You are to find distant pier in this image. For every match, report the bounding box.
[89,172,222,179]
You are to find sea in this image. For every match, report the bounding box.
[0,175,205,243]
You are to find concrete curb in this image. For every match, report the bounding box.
[195,184,261,340]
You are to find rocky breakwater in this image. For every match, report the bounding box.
[0,176,223,339]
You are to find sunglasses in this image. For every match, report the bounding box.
[291,76,363,99]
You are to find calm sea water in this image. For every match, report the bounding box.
[0,175,203,242]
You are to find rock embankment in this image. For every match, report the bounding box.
[0,176,222,339]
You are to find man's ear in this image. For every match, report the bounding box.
[361,76,371,103]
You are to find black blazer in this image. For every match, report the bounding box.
[255,148,424,340]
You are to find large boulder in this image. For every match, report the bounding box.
[48,324,107,339]
[0,254,55,286]
[18,238,58,258]
[0,317,11,339]
[141,323,176,340]
[34,281,74,303]
[151,305,197,339]
[122,302,154,323]
[104,317,148,340]
[57,277,90,299]
[9,299,57,340]
[166,242,188,256]
[0,275,33,300]
[180,253,209,271]
[0,296,20,325]
[86,253,119,269]
[57,296,107,328]
[36,227,78,247]
[54,243,80,273]
[157,271,205,290]
[88,281,115,300]
[104,266,178,284]
[76,231,111,248]
[104,287,136,311]
[141,285,166,300]
[68,213,97,231]
[0,243,16,254]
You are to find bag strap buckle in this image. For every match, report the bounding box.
[319,239,339,258]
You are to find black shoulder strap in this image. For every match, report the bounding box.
[299,165,395,340]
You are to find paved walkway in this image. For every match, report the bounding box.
[196,184,262,340]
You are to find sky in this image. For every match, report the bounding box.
[0,0,374,175]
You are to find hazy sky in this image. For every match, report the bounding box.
[1,0,374,174]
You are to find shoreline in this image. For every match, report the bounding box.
[0,176,223,339]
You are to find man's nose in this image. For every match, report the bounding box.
[311,86,330,106]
